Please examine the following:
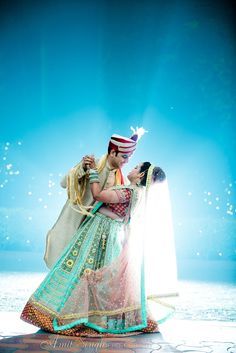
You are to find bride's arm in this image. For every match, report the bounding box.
[89,169,120,203]
[91,185,120,203]
[90,183,120,203]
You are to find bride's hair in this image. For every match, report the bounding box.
[140,162,166,186]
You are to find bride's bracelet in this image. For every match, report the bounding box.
[89,169,100,184]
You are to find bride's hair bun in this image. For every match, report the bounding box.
[139,162,166,186]
[152,167,166,183]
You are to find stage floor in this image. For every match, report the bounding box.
[0,312,235,352]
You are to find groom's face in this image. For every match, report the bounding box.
[111,151,132,169]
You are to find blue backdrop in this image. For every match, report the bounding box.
[0,0,235,276]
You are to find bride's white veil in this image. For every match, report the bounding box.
[128,166,178,322]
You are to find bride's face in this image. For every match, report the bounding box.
[127,163,142,182]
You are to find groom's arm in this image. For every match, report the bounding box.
[59,161,85,189]
[60,175,67,188]
[60,155,97,189]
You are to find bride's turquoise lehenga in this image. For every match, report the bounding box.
[20,185,177,337]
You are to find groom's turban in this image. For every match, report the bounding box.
[108,127,147,154]
[108,134,137,154]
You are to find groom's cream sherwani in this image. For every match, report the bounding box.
[44,159,118,269]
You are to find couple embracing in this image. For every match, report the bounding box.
[21,127,178,337]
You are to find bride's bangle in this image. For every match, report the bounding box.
[89,169,100,183]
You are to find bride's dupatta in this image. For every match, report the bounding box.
[52,182,178,333]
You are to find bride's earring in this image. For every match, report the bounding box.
[136,172,144,186]
[136,178,141,186]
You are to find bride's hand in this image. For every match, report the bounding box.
[90,158,96,169]
[82,155,95,170]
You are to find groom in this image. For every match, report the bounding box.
[44,128,146,268]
